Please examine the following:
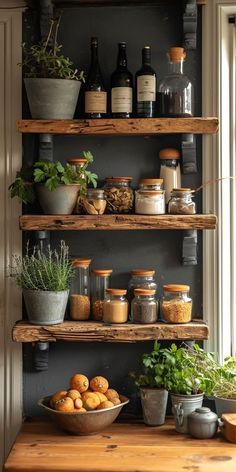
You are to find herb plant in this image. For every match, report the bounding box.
[11,241,74,292]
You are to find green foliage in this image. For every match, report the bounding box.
[21,18,84,82]
[11,241,74,292]
[8,151,98,204]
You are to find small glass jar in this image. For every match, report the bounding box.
[103,289,128,324]
[91,269,113,321]
[128,269,157,303]
[168,188,196,215]
[103,177,134,214]
[82,189,107,215]
[138,179,163,191]
[69,258,91,320]
[131,288,158,324]
[135,190,165,214]
[160,284,192,324]
[67,158,88,214]
[159,148,181,205]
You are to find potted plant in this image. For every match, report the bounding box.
[9,151,98,214]
[11,241,74,325]
[22,17,85,119]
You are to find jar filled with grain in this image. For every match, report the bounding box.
[67,157,88,214]
[131,288,158,324]
[82,189,107,215]
[168,188,196,214]
[159,148,181,205]
[91,269,113,321]
[70,258,91,320]
[128,269,157,304]
[138,178,163,191]
[103,177,134,213]
[160,284,192,324]
[103,289,128,324]
[135,189,165,214]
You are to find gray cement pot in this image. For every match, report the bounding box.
[171,392,204,433]
[23,289,69,325]
[36,184,80,215]
[24,78,81,119]
[140,387,168,426]
[214,397,236,417]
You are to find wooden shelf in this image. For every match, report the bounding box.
[17,117,219,136]
[12,320,209,343]
[49,0,208,6]
[19,214,217,231]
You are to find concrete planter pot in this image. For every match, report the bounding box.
[23,289,69,325]
[214,397,236,417]
[36,184,80,215]
[171,392,204,433]
[24,78,81,119]
[140,387,168,426]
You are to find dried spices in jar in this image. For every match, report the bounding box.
[82,189,107,215]
[103,177,134,213]
[131,288,158,324]
[70,258,91,320]
[160,284,192,324]
[91,269,113,321]
[135,190,165,214]
[168,188,196,215]
[138,178,163,191]
[103,289,128,324]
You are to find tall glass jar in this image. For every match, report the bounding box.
[160,284,192,324]
[69,258,91,320]
[82,189,107,215]
[103,177,134,213]
[91,269,113,321]
[158,47,194,117]
[159,148,181,205]
[131,288,158,324]
[138,179,163,191]
[103,289,128,323]
[128,269,157,304]
[67,157,87,214]
[168,188,196,215]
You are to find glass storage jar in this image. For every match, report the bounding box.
[168,188,196,215]
[159,148,181,205]
[67,157,88,214]
[138,178,163,191]
[135,190,165,214]
[128,269,157,303]
[158,47,194,117]
[91,269,113,321]
[131,288,158,324]
[103,177,134,213]
[70,258,91,320]
[160,284,192,324]
[103,289,128,324]
[82,189,107,215]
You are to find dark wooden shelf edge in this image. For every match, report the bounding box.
[12,320,209,343]
[49,0,207,7]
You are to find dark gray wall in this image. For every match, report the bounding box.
[23,1,203,416]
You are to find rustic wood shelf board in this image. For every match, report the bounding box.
[50,0,207,6]
[19,214,217,231]
[17,117,218,135]
[12,320,209,343]
[4,418,235,472]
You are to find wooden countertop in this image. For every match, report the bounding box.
[4,418,236,472]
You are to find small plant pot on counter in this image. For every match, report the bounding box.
[171,392,204,433]
[140,387,168,426]
[36,184,80,215]
[23,289,69,325]
[214,397,236,417]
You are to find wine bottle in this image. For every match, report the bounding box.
[111,42,133,118]
[85,37,107,118]
[135,46,156,117]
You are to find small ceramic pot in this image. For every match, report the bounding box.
[187,407,218,439]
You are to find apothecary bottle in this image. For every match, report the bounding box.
[82,189,107,215]
[159,148,181,205]
[91,269,113,321]
[138,179,163,191]
[131,288,158,324]
[168,188,196,215]
[103,289,128,324]
[158,47,194,117]
[103,177,134,213]
[160,284,192,324]
[128,269,157,303]
[135,46,157,117]
[111,42,133,118]
[85,37,107,118]
[135,189,165,215]
[70,258,91,320]
[67,157,87,214]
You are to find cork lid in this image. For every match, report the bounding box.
[163,284,190,292]
[92,269,113,276]
[70,258,92,268]
[131,269,155,277]
[134,288,156,296]
[67,158,87,165]
[138,179,163,185]
[105,288,127,296]
[159,148,180,160]
[137,190,164,195]
[172,188,193,193]
[168,47,186,63]
[105,176,132,182]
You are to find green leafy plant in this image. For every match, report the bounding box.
[21,17,85,82]
[9,151,98,204]
[11,241,74,292]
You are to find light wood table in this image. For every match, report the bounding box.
[4,417,236,472]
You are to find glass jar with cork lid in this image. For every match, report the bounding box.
[128,269,157,304]
[135,189,165,214]
[67,157,88,214]
[138,179,163,191]
[91,269,113,321]
[131,288,158,324]
[159,148,181,205]
[69,258,91,320]
[168,188,196,214]
[103,177,134,213]
[103,289,128,324]
[160,284,192,324]
[82,188,107,215]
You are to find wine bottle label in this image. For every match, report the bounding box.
[111,87,132,113]
[137,75,156,102]
[85,91,107,114]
